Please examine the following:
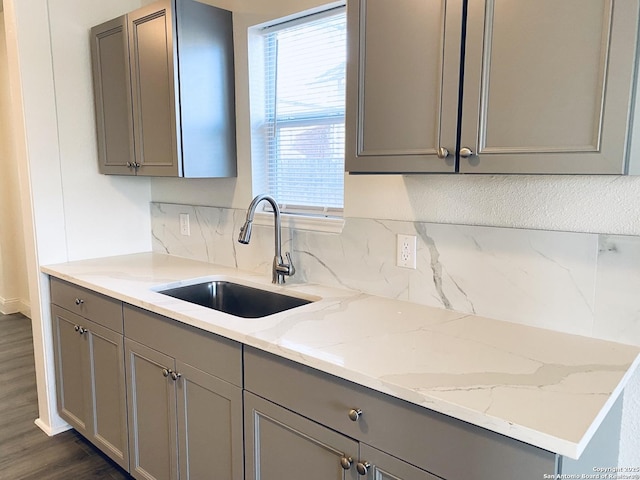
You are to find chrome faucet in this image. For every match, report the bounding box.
[238,194,295,284]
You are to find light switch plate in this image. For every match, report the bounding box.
[179,213,191,236]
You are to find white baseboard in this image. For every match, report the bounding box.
[34,417,72,437]
[0,296,31,316]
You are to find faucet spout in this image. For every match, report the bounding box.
[237,194,295,284]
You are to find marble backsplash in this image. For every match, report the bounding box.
[151,202,640,347]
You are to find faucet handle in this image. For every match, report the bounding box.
[284,252,295,276]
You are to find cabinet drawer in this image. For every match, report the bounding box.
[244,347,557,480]
[123,304,242,387]
[50,277,123,333]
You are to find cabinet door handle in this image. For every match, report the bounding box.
[340,456,353,470]
[356,461,371,476]
[170,371,182,381]
[162,368,171,377]
[74,325,80,332]
[348,408,363,421]
[78,326,87,335]
[437,147,450,159]
[74,298,84,305]
[459,147,474,158]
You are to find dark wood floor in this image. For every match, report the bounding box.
[0,312,132,479]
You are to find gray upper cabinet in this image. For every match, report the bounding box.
[91,16,135,175]
[90,0,237,177]
[346,0,640,175]
[460,0,639,174]
[345,0,462,173]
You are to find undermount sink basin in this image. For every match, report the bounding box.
[157,280,313,318]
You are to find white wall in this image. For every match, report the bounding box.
[0,11,28,315]
[4,0,151,433]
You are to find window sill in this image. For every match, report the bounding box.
[253,211,345,234]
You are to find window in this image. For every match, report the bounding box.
[249,6,346,221]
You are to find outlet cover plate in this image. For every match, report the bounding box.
[397,234,416,269]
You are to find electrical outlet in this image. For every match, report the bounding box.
[396,234,417,269]
[179,213,191,236]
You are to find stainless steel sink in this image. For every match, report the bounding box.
[157,280,313,318]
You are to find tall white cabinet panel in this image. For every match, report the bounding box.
[345,0,461,173]
[460,0,640,173]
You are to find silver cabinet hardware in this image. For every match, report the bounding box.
[437,147,450,159]
[348,408,363,421]
[74,298,84,305]
[170,371,182,381]
[356,461,371,475]
[340,456,353,470]
[162,368,170,377]
[459,147,474,158]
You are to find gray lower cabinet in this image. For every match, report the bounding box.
[244,346,557,480]
[51,289,129,470]
[245,391,437,480]
[124,305,243,480]
[245,392,359,480]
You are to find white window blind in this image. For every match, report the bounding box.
[260,7,346,216]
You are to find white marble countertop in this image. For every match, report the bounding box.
[42,252,640,459]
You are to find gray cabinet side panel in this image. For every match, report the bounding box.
[86,320,129,471]
[560,394,622,475]
[244,392,359,480]
[125,339,178,480]
[176,0,237,178]
[176,361,243,480]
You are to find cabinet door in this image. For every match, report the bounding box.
[90,16,136,175]
[359,444,440,480]
[460,0,640,174]
[51,306,90,436]
[125,339,178,480]
[86,320,129,470]
[244,392,359,480]
[128,0,180,176]
[176,361,243,480]
[345,0,462,173]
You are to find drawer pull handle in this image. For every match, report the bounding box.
[356,461,371,476]
[74,298,84,306]
[348,408,363,421]
[340,456,353,470]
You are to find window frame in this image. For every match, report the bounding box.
[248,4,347,231]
